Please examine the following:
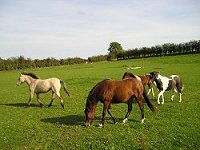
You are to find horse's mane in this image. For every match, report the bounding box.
[21,72,39,79]
[122,72,136,79]
[85,79,110,111]
[88,79,110,99]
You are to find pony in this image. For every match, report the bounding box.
[122,72,155,97]
[84,78,156,127]
[16,72,70,108]
[149,71,183,104]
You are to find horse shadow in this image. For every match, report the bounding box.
[41,115,85,126]
[41,115,140,127]
[0,103,41,108]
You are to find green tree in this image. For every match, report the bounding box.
[108,42,124,59]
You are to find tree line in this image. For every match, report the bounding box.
[116,40,200,60]
[0,56,86,71]
[0,40,199,71]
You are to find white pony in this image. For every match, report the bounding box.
[17,72,70,108]
[150,72,183,104]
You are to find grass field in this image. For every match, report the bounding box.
[0,54,200,149]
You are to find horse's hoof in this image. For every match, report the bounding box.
[141,118,145,124]
[61,104,65,109]
[83,123,90,127]
[98,123,104,128]
[84,122,91,127]
[26,105,30,108]
[123,118,128,123]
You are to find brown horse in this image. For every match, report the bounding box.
[122,72,156,97]
[84,78,156,127]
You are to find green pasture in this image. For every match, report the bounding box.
[0,54,199,149]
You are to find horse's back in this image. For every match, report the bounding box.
[170,75,183,92]
[36,78,61,90]
[90,78,143,103]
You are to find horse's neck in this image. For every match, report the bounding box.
[158,75,168,80]
[25,76,36,85]
[145,75,151,79]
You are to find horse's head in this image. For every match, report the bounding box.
[84,95,98,126]
[122,72,136,79]
[16,74,26,86]
[149,71,159,82]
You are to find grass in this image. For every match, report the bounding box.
[0,54,200,149]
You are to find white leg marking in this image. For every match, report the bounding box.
[158,91,164,104]
[171,95,175,101]
[179,93,182,102]
[152,88,155,97]
[141,117,145,124]
[99,123,103,128]
[147,89,151,95]
[161,93,165,104]
[123,118,128,123]
[157,93,161,104]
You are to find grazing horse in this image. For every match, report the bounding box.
[149,71,183,104]
[17,72,70,109]
[84,78,156,127]
[122,72,155,97]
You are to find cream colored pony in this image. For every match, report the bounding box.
[17,72,70,109]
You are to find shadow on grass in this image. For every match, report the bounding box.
[41,115,85,126]
[0,103,41,108]
[41,115,140,127]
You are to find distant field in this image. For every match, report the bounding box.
[0,54,199,149]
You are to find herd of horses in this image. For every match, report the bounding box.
[17,71,183,127]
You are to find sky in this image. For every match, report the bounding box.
[0,0,200,59]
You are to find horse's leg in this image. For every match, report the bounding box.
[59,96,65,109]
[171,88,177,101]
[58,94,65,109]
[161,91,165,104]
[99,101,110,127]
[136,95,145,123]
[157,91,161,104]
[54,88,65,109]
[123,100,133,123]
[147,84,151,95]
[36,94,43,107]
[27,92,34,107]
[107,104,116,124]
[157,91,164,104]
[147,88,151,95]
[151,87,155,97]
[48,92,56,107]
[179,93,182,102]
[177,84,182,102]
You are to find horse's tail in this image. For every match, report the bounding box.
[143,91,156,113]
[60,80,70,96]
